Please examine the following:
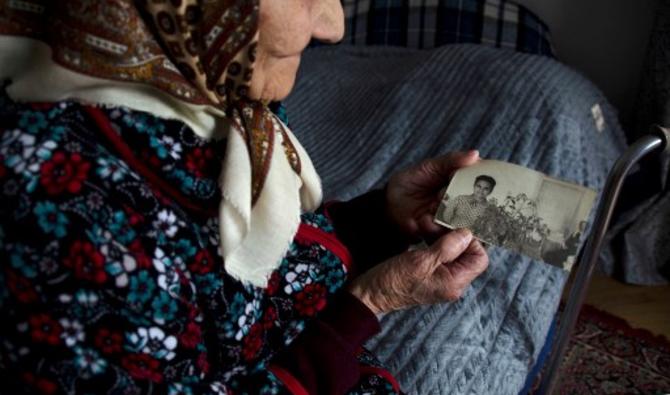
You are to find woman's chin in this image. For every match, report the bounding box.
[249,56,301,102]
[255,76,298,102]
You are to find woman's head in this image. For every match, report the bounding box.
[251,0,344,101]
[141,0,344,107]
[0,0,343,109]
[473,175,496,201]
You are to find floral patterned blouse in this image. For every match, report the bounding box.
[0,93,403,394]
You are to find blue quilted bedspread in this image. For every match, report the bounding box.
[285,44,627,394]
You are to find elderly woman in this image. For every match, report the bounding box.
[0,1,488,394]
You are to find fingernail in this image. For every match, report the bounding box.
[469,149,479,157]
[458,228,473,246]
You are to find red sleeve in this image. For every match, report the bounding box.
[324,188,416,275]
[271,292,380,395]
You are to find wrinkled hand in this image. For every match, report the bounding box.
[348,229,488,314]
[386,151,480,240]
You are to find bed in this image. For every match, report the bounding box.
[282,1,628,393]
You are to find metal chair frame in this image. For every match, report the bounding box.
[536,125,670,394]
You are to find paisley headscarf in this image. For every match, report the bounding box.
[0,0,322,287]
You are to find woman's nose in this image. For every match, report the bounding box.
[312,0,344,43]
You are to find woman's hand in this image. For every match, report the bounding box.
[386,151,480,241]
[348,229,488,314]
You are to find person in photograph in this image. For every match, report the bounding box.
[565,220,587,254]
[542,221,587,268]
[441,175,497,232]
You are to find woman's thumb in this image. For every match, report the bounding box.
[429,229,473,270]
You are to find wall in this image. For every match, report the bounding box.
[517,0,656,131]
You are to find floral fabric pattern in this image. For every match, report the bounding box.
[0,97,397,394]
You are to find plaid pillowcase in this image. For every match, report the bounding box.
[337,0,554,57]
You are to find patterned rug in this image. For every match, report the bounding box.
[550,305,670,394]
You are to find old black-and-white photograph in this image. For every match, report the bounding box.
[434,160,596,271]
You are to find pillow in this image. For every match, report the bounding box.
[337,0,554,57]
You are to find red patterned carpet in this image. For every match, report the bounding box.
[553,305,670,394]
